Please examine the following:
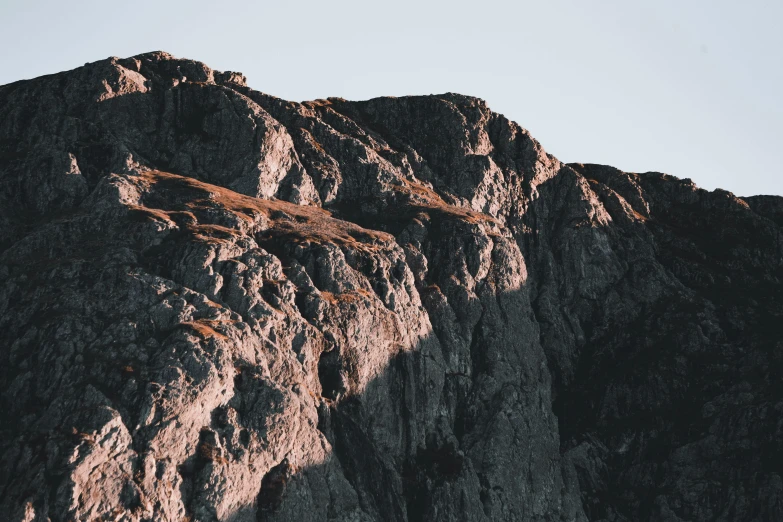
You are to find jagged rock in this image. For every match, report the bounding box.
[0,52,781,522]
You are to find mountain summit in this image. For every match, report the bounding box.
[1,52,781,522]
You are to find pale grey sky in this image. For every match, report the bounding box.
[1,0,781,196]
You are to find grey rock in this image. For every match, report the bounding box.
[0,52,780,522]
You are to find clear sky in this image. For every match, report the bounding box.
[1,0,781,196]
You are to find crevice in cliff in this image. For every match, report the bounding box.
[318,346,345,402]
[256,458,295,521]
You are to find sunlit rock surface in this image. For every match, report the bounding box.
[1,52,781,522]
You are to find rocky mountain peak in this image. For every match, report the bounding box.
[1,52,781,522]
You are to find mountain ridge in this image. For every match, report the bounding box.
[0,52,781,522]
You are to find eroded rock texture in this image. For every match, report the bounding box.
[0,52,780,522]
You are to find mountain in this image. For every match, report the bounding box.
[1,52,781,522]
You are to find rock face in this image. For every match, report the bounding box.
[0,52,781,522]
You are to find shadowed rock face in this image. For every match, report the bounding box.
[0,52,781,522]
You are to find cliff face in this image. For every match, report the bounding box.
[0,52,781,522]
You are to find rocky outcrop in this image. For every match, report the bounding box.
[0,52,780,522]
